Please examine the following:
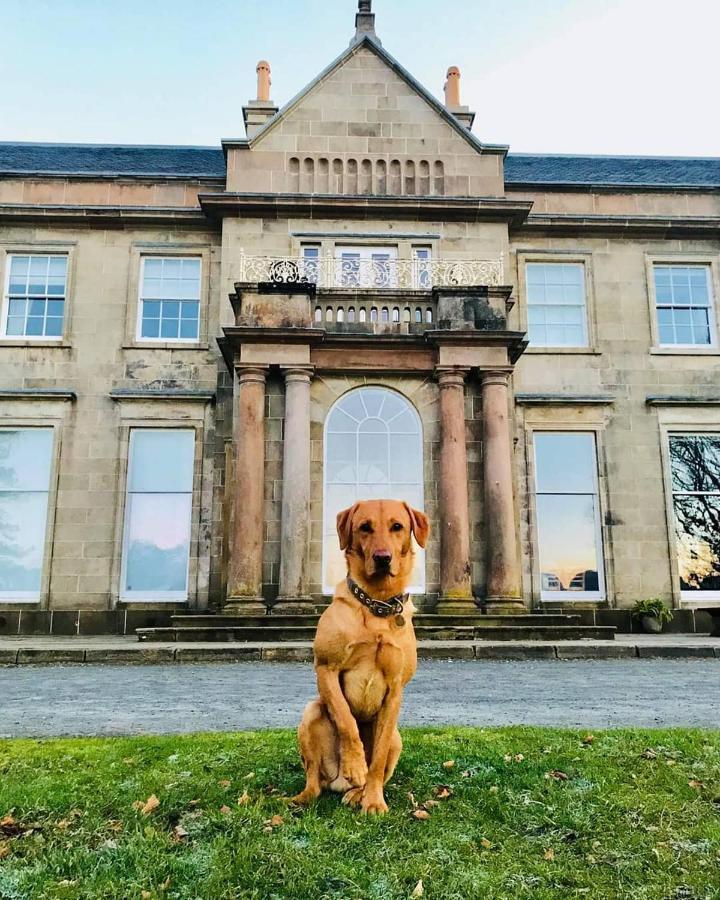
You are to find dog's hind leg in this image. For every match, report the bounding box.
[290,699,326,805]
[291,699,348,805]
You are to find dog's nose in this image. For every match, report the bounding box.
[373,550,392,566]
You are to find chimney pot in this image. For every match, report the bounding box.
[256,60,272,103]
[444,66,461,108]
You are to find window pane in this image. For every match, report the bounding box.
[537,494,600,593]
[0,492,49,593]
[525,263,587,347]
[674,495,720,592]
[535,433,596,494]
[128,431,194,493]
[323,387,424,591]
[670,435,720,493]
[123,493,191,593]
[654,265,714,346]
[0,429,53,491]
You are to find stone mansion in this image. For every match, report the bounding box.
[1,1,719,636]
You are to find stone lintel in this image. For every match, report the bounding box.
[646,395,720,406]
[109,388,215,403]
[0,388,76,401]
[437,344,509,369]
[515,393,615,406]
[240,343,312,367]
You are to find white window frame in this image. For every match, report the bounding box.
[525,262,589,349]
[334,245,399,288]
[1,254,68,342]
[533,430,606,602]
[668,431,720,602]
[652,264,717,350]
[322,386,425,595]
[135,256,202,344]
[0,427,54,602]
[119,428,195,602]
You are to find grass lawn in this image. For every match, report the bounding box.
[0,728,719,899]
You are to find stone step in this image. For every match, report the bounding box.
[169,613,584,629]
[137,624,616,643]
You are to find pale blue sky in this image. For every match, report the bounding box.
[1,0,717,155]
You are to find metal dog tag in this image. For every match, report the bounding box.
[395,614,405,627]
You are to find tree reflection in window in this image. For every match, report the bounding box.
[670,434,720,592]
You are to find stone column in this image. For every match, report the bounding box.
[435,367,476,614]
[481,370,525,614]
[273,367,315,615]
[226,366,268,615]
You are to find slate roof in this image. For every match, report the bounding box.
[1,142,719,190]
[504,154,720,189]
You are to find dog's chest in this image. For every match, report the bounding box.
[342,658,389,722]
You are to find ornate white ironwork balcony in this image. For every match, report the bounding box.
[237,252,504,290]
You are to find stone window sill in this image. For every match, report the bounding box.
[0,340,72,349]
[524,347,602,356]
[122,342,210,352]
[650,347,720,357]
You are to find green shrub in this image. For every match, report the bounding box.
[632,597,674,625]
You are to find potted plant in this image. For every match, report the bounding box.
[632,598,674,634]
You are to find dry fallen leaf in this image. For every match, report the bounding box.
[480,838,493,849]
[237,790,251,806]
[172,825,189,843]
[546,770,569,781]
[442,760,455,770]
[0,844,9,860]
[688,779,705,790]
[642,749,658,760]
[544,848,555,861]
[514,754,525,763]
[219,779,231,789]
[188,799,201,807]
[423,800,440,808]
[262,814,284,831]
[219,805,232,816]
[412,809,430,821]
[138,795,160,816]
[411,880,424,898]
[407,792,418,810]
[433,785,453,800]
[583,734,595,745]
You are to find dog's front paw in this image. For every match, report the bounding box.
[341,786,365,807]
[340,746,368,787]
[360,789,388,816]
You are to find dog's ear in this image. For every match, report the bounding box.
[404,504,430,549]
[336,503,359,551]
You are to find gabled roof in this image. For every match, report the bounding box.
[247,33,506,155]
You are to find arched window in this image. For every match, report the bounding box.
[323,387,425,593]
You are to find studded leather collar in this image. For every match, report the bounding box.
[347,576,407,619]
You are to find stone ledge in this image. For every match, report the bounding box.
[2,638,720,665]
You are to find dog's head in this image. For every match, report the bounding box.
[336,499,430,592]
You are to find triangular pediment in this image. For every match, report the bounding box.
[227,36,505,197]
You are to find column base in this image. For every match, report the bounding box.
[223,597,268,616]
[271,597,316,615]
[482,597,527,616]
[435,596,480,616]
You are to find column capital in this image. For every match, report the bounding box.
[235,365,269,385]
[280,365,314,384]
[480,368,512,389]
[436,366,470,388]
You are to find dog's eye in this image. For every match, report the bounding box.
[359,522,373,534]
[390,523,403,532]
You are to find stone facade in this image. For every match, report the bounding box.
[1,8,719,633]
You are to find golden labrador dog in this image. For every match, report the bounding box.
[291,499,429,815]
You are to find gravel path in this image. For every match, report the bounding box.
[1,659,718,737]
